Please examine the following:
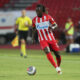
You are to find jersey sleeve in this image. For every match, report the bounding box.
[32,18,36,28]
[48,15,56,24]
[16,18,19,25]
[28,18,32,25]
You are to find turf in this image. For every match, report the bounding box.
[0,49,80,80]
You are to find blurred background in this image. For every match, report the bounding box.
[0,1,80,80]
[0,0,80,52]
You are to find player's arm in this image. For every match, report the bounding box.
[32,27,36,39]
[32,19,36,43]
[48,15,58,30]
[49,23,58,30]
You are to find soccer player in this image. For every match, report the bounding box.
[16,9,32,58]
[32,4,62,74]
[65,18,74,52]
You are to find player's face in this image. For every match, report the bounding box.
[68,18,72,22]
[21,10,26,17]
[36,7,43,17]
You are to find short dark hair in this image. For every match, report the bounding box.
[36,4,46,13]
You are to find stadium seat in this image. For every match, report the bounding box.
[27,0,80,29]
[0,0,10,8]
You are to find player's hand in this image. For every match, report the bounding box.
[64,29,68,33]
[48,26,52,31]
[24,22,29,26]
[63,29,68,35]
[48,24,57,31]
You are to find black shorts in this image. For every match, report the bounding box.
[18,31,28,41]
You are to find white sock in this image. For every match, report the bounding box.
[56,67,62,74]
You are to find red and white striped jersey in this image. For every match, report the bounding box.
[32,14,56,41]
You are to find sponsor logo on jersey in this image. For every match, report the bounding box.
[36,21,49,30]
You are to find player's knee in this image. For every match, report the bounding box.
[53,51,60,58]
[43,47,50,54]
[21,39,25,44]
[56,52,60,58]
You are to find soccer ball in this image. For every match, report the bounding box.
[27,66,36,75]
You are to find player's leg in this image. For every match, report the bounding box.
[66,35,74,52]
[44,47,57,68]
[19,31,27,57]
[66,35,73,45]
[22,31,28,58]
[52,50,61,67]
[40,41,57,68]
[21,39,27,58]
[50,41,61,67]
[49,41,62,74]
[44,47,62,74]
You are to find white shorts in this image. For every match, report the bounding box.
[66,35,73,39]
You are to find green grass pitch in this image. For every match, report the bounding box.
[0,49,80,80]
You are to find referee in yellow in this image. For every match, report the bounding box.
[16,9,32,58]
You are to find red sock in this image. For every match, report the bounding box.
[46,52,57,68]
[56,56,61,67]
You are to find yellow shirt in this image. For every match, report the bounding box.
[16,16,32,31]
[65,22,74,35]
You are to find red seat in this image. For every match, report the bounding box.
[0,0,10,8]
[26,0,80,37]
